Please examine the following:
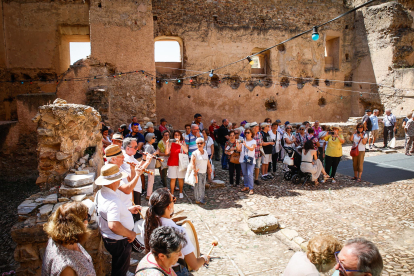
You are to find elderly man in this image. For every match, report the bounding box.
[185,124,201,157]
[111,133,123,148]
[334,238,383,276]
[368,109,379,149]
[95,163,143,276]
[380,109,397,148]
[209,119,220,161]
[218,119,230,170]
[104,144,150,221]
[312,120,322,137]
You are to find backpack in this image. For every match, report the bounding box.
[362,115,372,131]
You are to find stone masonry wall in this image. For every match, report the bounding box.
[32,99,103,189]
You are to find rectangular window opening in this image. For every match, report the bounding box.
[70,42,91,65]
[325,37,340,70]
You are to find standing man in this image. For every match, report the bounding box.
[209,119,220,161]
[404,113,414,156]
[95,164,143,276]
[126,123,146,192]
[218,119,230,170]
[362,109,372,151]
[381,109,396,148]
[128,116,142,133]
[260,123,275,180]
[369,109,379,149]
[185,124,201,158]
[159,118,168,134]
[312,121,322,137]
[193,113,204,131]
[250,122,263,185]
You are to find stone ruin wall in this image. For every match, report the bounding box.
[11,99,109,276]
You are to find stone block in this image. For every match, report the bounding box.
[64,173,95,187]
[37,128,54,136]
[44,194,58,204]
[52,202,65,213]
[11,219,48,244]
[38,204,54,217]
[280,228,299,240]
[58,197,69,202]
[247,215,279,233]
[56,152,71,160]
[293,236,305,245]
[59,183,94,197]
[14,244,39,262]
[71,194,87,202]
[18,200,42,215]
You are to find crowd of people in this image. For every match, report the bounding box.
[39,110,409,276]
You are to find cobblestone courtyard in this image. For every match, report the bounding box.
[1,141,413,275]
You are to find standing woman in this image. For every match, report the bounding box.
[349,123,368,182]
[225,130,241,186]
[42,202,96,276]
[324,126,345,183]
[269,122,282,175]
[158,130,170,188]
[143,133,159,200]
[282,125,296,171]
[167,130,188,199]
[237,129,256,195]
[191,138,212,204]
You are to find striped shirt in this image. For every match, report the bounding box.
[185,133,198,157]
[253,132,263,159]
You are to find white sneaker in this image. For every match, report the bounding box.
[332,179,336,183]
[320,179,325,183]
[175,186,179,191]
[179,193,184,199]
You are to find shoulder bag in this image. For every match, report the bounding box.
[229,142,240,164]
[243,140,254,165]
[350,135,362,157]
[136,267,168,276]
[178,142,189,172]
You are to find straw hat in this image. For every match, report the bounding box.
[144,122,154,129]
[95,164,128,186]
[104,145,123,158]
[332,126,342,132]
[112,133,123,141]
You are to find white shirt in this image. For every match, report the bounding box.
[269,130,282,153]
[318,131,327,148]
[116,165,133,208]
[204,136,214,156]
[192,149,209,173]
[383,114,396,127]
[283,133,295,148]
[283,251,319,276]
[353,133,368,151]
[239,139,256,164]
[121,153,142,193]
[142,217,195,258]
[95,186,134,240]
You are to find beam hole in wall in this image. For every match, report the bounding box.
[156,79,163,89]
[264,78,273,88]
[296,78,305,89]
[265,99,277,111]
[187,95,191,98]
[277,44,286,52]
[312,79,319,87]
[229,76,241,89]
[98,2,102,8]
[324,79,331,86]
[245,81,257,92]
[344,73,353,87]
[280,77,290,88]
[190,77,199,88]
[210,75,220,88]
[345,53,350,61]
[153,16,158,21]
[345,25,349,29]
[168,96,170,100]
[318,97,327,107]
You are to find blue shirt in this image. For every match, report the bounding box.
[370,115,379,131]
[185,133,198,157]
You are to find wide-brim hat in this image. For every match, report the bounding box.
[104,145,123,158]
[332,126,342,132]
[250,122,258,127]
[95,164,128,186]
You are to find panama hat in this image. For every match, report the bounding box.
[95,164,128,186]
[332,126,342,132]
[112,133,123,141]
[249,122,258,127]
[104,145,123,158]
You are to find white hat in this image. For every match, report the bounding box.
[244,123,251,129]
[260,122,270,128]
[95,164,128,186]
[250,122,258,127]
[144,122,154,129]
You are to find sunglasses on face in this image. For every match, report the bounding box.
[300,128,304,130]
[334,251,364,274]
[128,145,138,149]
[357,127,363,129]
[245,132,251,134]
[286,128,292,130]
[196,142,204,145]
[164,134,170,136]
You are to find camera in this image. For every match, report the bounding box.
[329,131,334,135]
[169,139,176,142]
[239,139,244,143]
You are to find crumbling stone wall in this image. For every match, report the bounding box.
[32,99,103,189]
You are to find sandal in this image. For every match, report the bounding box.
[323,174,331,179]
[241,187,249,192]
[249,190,254,195]
[356,178,362,182]
[351,177,357,180]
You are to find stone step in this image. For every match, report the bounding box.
[64,172,96,187]
[59,183,94,197]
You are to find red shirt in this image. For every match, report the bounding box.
[159,125,168,133]
[209,125,219,140]
[167,142,181,166]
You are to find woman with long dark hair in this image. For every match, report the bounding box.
[300,140,331,185]
[167,130,188,199]
[143,188,209,275]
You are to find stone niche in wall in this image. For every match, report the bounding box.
[32,98,103,189]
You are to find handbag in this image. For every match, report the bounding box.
[178,146,189,172]
[210,160,215,180]
[283,151,294,166]
[350,135,362,157]
[243,140,254,164]
[230,152,240,164]
[184,164,196,186]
